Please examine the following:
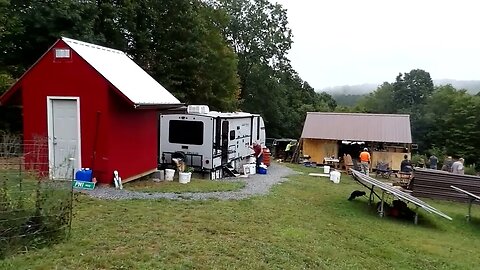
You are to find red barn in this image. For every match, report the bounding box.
[0,37,182,184]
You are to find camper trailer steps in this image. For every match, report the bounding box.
[223,166,239,177]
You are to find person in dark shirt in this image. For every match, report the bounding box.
[429,155,438,169]
[400,155,412,173]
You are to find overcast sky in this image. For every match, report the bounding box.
[272,0,480,89]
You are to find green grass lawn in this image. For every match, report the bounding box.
[1,164,480,269]
[123,178,245,193]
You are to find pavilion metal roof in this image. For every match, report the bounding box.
[301,112,412,143]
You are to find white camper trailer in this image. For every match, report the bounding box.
[159,105,266,179]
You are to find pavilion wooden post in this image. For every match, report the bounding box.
[290,138,304,164]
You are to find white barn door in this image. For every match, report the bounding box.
[48,97,81,179]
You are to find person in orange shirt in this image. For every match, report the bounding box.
[359,147,371,176]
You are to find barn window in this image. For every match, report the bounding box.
[169,120,204,145]
[230,130,235,140]
[55,48,71,58]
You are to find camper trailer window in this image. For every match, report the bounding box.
[230,130,235,140]
[169,120,204,145]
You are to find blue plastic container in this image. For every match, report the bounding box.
[75,169,93,182]
[258,167,267,174]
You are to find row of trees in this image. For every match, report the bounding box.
[353,69,480,168]
[0,0,336,138]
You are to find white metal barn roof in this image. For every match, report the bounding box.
[62,37,181,106]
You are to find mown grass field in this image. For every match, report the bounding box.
[1,164,480,269]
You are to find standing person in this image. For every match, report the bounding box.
[251,142,264,171]
[442,156,453,172]
[359,148,371,176]
[429,154,438,169]
[451,158,465,175]
[284,141,293,161]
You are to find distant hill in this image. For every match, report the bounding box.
[321,80,480,107]
[318,80,480,95]
[319,83,378,95]
[433,79,480,94]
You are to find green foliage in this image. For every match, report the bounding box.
[393,69,434,111]
[356,82,395,113]
[0,173,73,259]
[0,0,98,77]
[0,72,14,95]
[215,0,334,138]
[422,85,480,165]
[464,165,476,176]
[184,166,195,173]
[332,94,365,107]
[411,154,426,167]
[137,0,241,111]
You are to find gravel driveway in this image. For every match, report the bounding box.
[80,163,296,200]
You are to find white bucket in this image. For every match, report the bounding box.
[323,165,330,174]
[165,169,175,181]
[159,170,165,181]
[243,164,257,175]
[329,171,341,184]
[249,164,256,175]
[179,172,191,184]
[243,164,251,175]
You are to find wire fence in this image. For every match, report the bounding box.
[0,134,74,259]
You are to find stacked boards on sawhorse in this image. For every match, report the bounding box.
[350,169,452,224]
[451,185,480,222]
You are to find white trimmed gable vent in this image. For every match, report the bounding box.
[55,48,71,58]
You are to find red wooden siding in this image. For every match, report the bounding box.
[20,40,109,182]
[107,92,158,181]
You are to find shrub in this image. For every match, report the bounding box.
[0,166,73,258]
[411,154,427,167]
[464,165,476,176]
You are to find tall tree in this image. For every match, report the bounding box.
[215,0,292,102]
[392,69,434,111]
[356,82,395,113]
[423,85,480,165]
[144,0,240,111]
[0,0,98,77]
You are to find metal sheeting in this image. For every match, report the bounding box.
[451,185,480,201]
[351,170,452,221]
[63,37,181,106]
[412,168,480,202]
[301,112,412,143]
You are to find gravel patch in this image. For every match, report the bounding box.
[79,163,297,201]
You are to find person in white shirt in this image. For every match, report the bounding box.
[451,158,465,175]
